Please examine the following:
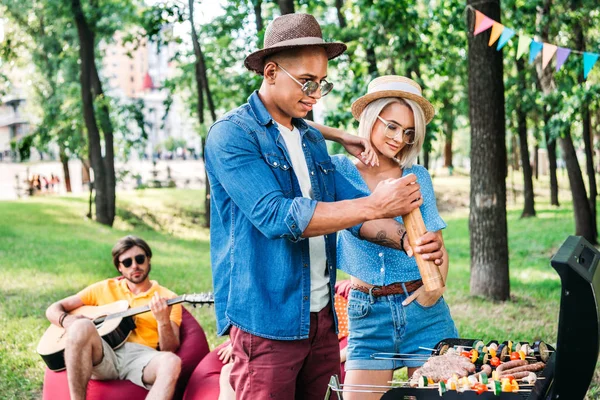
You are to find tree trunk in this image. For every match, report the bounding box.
[71,0,112,226]
[546,132,560,206]
[535,0,559,206]
[467,0,509,301]
[366,46,378,76]
[516,60,535,218]
[596,109,600,174]
[277,0,294,14]
[335,0,346,28]
[574,23,597,240]
[560,127,596,243]
[536,0,594,241]
[511,135,519,171]
[91,60,116,224]
[189,0,215,228]
[59,148,72,193]
[443,116,453,168]
[534,142,539,180]
[592,108,600,173]
[253,0,263,33]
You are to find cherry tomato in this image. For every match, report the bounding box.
[510,351,520,361]
[474,383,488,394]
[461,351,471,358]
[490,356,501,367]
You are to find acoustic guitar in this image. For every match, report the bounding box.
[37,292,214,371]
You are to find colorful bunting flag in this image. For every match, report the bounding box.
[542,43,558,69]
[471,8,600,81]
[488,23,504,47]
[474,10,495,35]
[583,52,599,79]
[529,41,543,64]
[517,36,532,59]
[497,28,515,50]
[555,48,571,72]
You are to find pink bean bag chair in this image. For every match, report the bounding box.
[42,307,209,400]
[184,280,352,399]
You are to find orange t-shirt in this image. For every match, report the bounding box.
[78,278,182,349]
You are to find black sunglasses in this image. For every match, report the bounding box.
[120,254,146,268]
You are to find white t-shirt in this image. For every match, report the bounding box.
[277,122,329,312]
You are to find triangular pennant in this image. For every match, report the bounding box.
[488,23,504,47]
[474,11,495,36]
[517,36,532,59]
[555,48,571,72]
[542,43,558,69]
[583,52,600,79]
[496,28,515,50]
[529,41,543,64]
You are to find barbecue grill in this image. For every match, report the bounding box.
[326,236,600,399]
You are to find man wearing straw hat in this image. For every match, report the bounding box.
[205,13,444,399]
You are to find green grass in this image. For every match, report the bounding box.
[0,190,216,399]
[1,182,599,398]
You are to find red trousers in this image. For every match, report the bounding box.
[229,304,340,400]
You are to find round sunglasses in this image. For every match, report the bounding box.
[276,63,333,97]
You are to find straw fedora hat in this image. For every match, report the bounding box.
[244,13,347,74]
[351,76,435,123]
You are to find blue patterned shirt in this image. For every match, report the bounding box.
[331,155,446,284]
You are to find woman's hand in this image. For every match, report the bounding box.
[402,285,445,307]
[340,133,379,167]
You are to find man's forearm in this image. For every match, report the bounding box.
[46,303,67,327]
[306,120,344,142]
[302,197,378,237]
[157,321,179,352]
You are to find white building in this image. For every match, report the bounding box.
[0,89,31,162]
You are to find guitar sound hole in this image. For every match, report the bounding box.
[93,315,107,328]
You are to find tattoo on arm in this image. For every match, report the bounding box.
[361,220,407,250]
[367,229,405,250]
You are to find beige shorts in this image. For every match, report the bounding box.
[92,340,160,389]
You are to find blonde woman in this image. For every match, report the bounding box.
[314,76,457,399]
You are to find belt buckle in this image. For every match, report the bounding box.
[368,286,382,297]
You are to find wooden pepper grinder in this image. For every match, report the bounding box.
[403,207,445,292]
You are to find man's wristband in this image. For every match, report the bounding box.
[58,312,69,328]
[400,230,408,254]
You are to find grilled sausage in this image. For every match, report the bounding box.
[499,362,545,378]
[496,359,527,373]
[506,371,532,380]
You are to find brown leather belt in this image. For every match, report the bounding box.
[351,280,423,297]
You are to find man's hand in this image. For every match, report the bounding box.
[218,343,234,364]
[149,292,172,326]
[403,231,444,265]
[370,174,422,218]
[62,314,90,329]
[340,133,379,167]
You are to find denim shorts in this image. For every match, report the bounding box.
[345,288,458,370]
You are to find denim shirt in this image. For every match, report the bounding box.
[205,91,364,340]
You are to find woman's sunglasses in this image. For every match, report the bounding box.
[120,254,146,268]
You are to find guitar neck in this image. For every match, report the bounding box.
[106,296,185,321]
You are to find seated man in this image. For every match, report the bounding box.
[45,235,182,400]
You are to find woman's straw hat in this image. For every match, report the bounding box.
[244,13,347,74]
[351,76,435,123]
